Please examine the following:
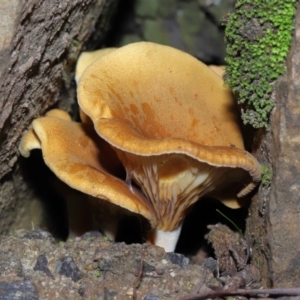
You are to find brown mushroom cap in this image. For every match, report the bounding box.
[75,48,117,84]
[19,109,71,157]
[78,42,243,148]
[19,109,157,227]
[75,48,117,123]
[77,42,261,231]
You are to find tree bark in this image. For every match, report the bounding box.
[0,0,117,235]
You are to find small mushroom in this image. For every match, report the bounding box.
[19,109,157,238]
[77,42,261,251]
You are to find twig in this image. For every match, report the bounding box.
[179,287,300,300]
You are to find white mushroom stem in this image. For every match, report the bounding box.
[150,223,183,252]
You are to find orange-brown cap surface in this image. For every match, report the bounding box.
[19,109,157,227]
[75,48,117,84]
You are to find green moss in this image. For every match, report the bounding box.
[261,165,273,186]
[224,0,297,128]
[94,270,102,277]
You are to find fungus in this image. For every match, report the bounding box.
[19,109,157,238]
[75,48,117,84]
[76,42,261,251]
[20,42,261,252]
[75,48,117,124]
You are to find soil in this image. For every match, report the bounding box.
[0,224,267,300]
[0,229,218,299]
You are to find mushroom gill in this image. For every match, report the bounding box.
[77,42,261,251]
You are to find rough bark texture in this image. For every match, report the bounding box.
[247,4,300,288]
[0,0,117,235]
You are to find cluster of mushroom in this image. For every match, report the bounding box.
[19,42,261,252]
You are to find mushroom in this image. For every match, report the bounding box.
[19,43,260,251]
[77,42,261,251]
[75,48,117,123]
[75,48,117,84]
[19,109,157,239]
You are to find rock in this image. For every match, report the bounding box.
[0,0,25,77]
[0,251,24,278]
[23,229,55,241]
[33,254,54,279]
[205,224,248,276]
[249,3,300,288]
[56,256,83,282]
[0,230,220,299]
[203,257,218,276]
[143,295,162,300]
[0,281,38,300]
[267,6,300,285]
[167,252,189,267]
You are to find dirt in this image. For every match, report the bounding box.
[4,225,300,299]
[0,229,220,299]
